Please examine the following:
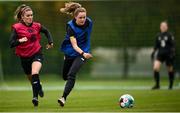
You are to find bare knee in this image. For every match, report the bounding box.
[32,70,39,75]
[153,60,161,72]
[167,66,174,72]
[31,61,42,75]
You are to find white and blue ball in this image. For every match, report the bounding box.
[119,94,134,108]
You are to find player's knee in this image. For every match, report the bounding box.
[62,72,68,81]
[67,75,76,80]
[167,66,174,72]
[31,70,39,75]
[153,60,161,71]
[63,75,68,81]
[153,66,160,72]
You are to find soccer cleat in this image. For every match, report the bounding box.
[38,83,44,97]
[58,97,66,107]
[168,85,173,90]
[32,97,38,107]
[152,85,160,90]
[168,81,173,90]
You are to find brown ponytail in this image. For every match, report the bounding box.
[14,4,32,22]
[60,2,86,17]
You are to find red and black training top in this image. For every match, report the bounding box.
[9,22,53,57]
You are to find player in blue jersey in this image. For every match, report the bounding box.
[58,2,93,107]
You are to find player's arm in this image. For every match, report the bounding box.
[9,29,27,48]
[151,36,159,59]
[154,35,159,51]
[70,36,92,59]
[40,25,53,49]
[67,25,92,59]
[169,34,175,56]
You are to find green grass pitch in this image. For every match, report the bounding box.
[0,77,180,112]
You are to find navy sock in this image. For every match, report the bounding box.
[32,74,40,98]
[154,71,160,87]
[168,71,174,89]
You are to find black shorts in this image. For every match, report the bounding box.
[156,51,174,66]
[20,50,44,75]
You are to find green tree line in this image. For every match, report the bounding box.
[0,1,180,77]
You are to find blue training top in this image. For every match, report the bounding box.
[60,17,93,57]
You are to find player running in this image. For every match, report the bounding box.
[9,4,53,106]
[58,2,93,107]
[151,21,175,90]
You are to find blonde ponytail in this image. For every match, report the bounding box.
[60,2,86,17]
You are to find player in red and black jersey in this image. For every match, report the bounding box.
[151,21,175,90]
[9,4,53,106]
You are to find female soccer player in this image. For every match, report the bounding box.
[9,4,53,106]
[58,2,93,107]
[151,21,175,90]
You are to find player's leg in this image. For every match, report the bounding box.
[20,58,32,83]
[166,58,175,90]
[20,58,39,106]
[31,61,42,106]
[152,60,161,89]
[31,52,44,106]
[62,56,74,81]
[20,58,32,77]
[27,74,32,82]
[26,74,43,94]
[58,56,74,107]
[167,65,174,89]
[58,56,86,107]
[62,56,86,99]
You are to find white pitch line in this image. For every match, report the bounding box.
[1,112,180,113]
[0,85,180,91]
[1,111,180,113]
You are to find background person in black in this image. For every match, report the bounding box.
[151,21,175,90]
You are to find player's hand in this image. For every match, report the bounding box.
[151,51,155,60]
[171,48,175,58]
[83,53,93,59]
[46,43,53,49]
[19,37,28,43]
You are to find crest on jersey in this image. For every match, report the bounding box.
[158,37,161,40]
[27,28,34,33]
[164,36,168,41]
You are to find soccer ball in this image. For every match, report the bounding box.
[119,94,134,108]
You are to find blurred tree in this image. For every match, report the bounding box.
[0,0,180,78]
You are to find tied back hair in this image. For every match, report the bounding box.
[14,4,32,22]
[60,2,86,17]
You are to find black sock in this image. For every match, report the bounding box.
[154,71,160,87]
[32,74,40,98]
[168,71,174,89]
[62,76,76,100]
